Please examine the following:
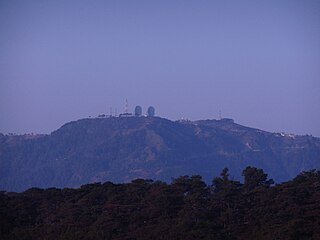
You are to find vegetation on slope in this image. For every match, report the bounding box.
[1,117,319,192]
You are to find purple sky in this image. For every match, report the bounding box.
[1,0,320,136]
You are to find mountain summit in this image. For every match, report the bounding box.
[1,116,319,192]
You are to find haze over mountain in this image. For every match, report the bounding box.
[1,116,319,192]
[1,0,319,137]
[1,2,319,239]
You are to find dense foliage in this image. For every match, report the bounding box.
[1,167,319,240]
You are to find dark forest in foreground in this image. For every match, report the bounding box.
[1,167,320,240]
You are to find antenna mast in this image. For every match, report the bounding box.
[125,99,128,114]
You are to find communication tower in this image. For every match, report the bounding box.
[125,99,129,114]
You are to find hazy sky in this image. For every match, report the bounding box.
[1,0,320,136]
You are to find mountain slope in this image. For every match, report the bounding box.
[0,116,319,191]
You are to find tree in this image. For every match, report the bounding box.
[212,168,241,193]
[242,166,274,191]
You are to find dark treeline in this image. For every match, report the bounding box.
[0,167,319,240]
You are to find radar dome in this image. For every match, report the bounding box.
[134,105,142,116]
[147,106,155,117]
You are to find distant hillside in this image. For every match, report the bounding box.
[0,116,319,192]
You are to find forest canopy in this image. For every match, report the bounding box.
[0,167,319,240]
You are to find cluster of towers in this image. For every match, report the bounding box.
[95,100,156,118]
[96,100,155,119]
[116,99,155,117]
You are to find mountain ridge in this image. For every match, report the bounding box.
[0,116,319,192]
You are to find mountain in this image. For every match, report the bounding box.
[0,116,319,192]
